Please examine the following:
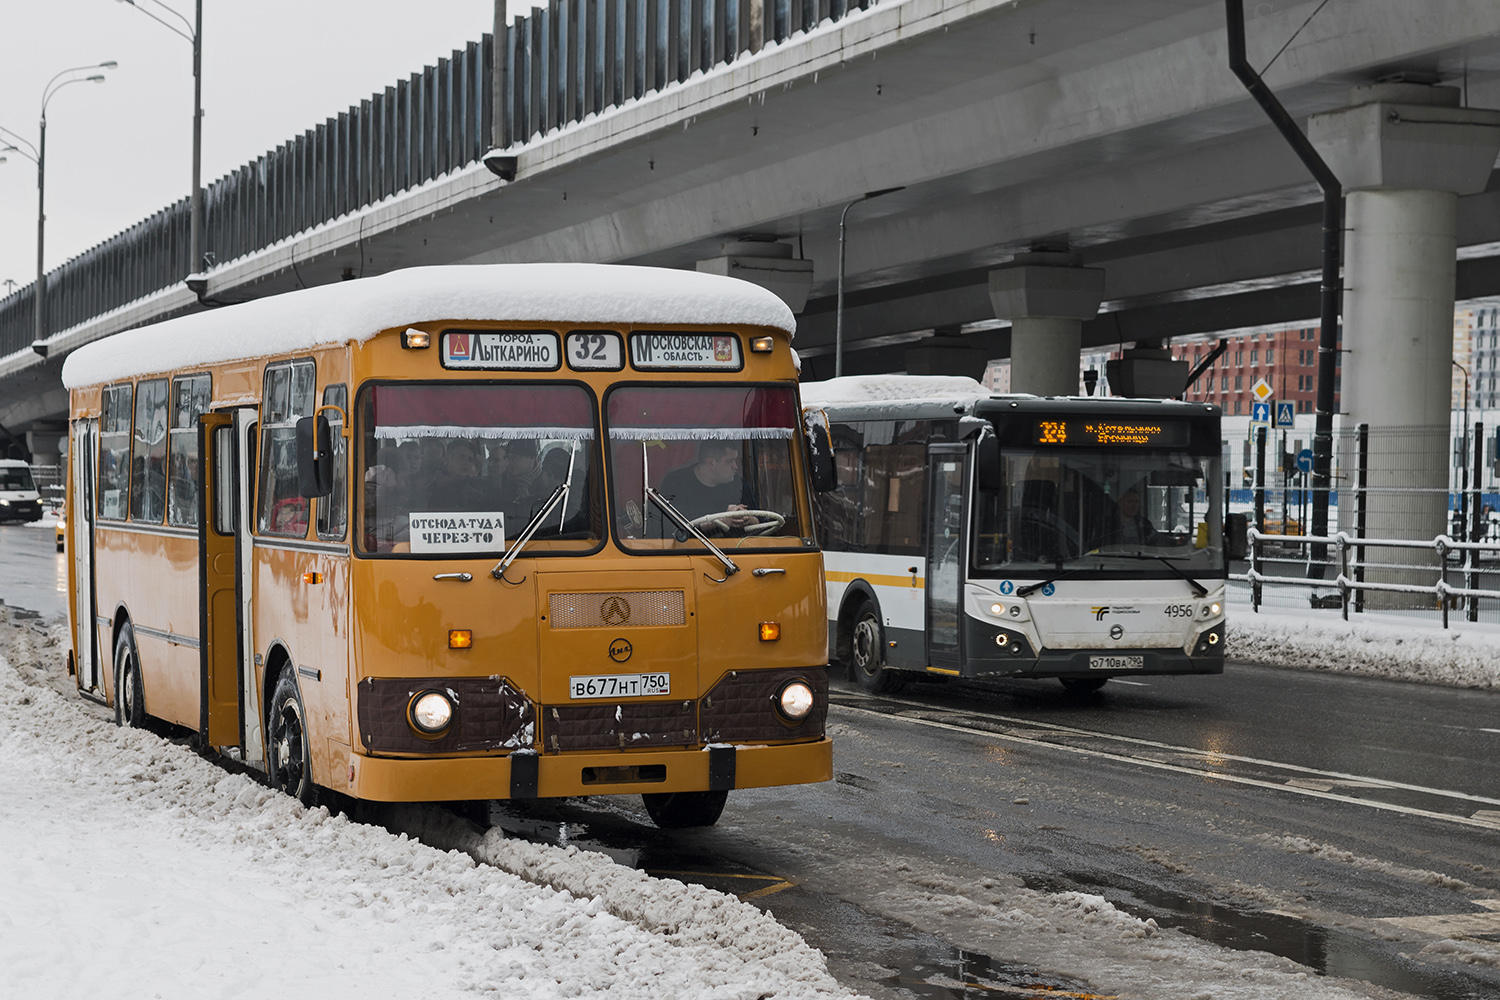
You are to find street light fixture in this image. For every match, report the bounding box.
[117,0,203,277]
[5,61,117,355]
[834,186,905,378]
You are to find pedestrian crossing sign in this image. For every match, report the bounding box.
[1251,401,1270,423]
[1275,402,1295,427]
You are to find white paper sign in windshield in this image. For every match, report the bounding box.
[443,331,560,370]
[408,512,506,553]
[629,332,742,370]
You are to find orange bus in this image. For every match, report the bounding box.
[62,263,833,827]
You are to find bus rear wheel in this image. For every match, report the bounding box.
[1059,677,1108,694]
[268,666,316,805]
[642,789,728,828]
[850,599,903,694]
[114,624,145,728]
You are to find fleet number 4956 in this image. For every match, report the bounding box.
[1163,604,1194,618]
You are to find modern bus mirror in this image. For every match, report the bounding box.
[807,421,838,493]
[1225,512,1249,560]
[975,434,1002,492]
[296,414,334,498]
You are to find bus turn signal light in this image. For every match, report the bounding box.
[302,571,322,584]
[448,629,472,649]
[759,622,781,641]
[750,336,775,353]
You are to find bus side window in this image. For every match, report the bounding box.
[129,378,169,524]
[257,361,315,537]
[98,383,133,521]
[316,384,347,541]
[167,374,212,528]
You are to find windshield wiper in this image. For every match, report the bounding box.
[1108,553,1209,597]
[490,442,578,581]
[1016,567,1073,598]
[645,486,739,577]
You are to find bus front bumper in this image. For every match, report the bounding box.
[346,737,832,802]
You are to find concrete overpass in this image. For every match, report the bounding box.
[3,0,1500,474]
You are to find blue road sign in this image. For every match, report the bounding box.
[1276,402,1295,428]
[1251,401,1271,423]
[1296,448,1314,473]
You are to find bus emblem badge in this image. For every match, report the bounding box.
[601,596,631,624]
[609,638,633,662]
[1109,624,1124,640]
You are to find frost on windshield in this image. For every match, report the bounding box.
[607,385,808,550]
[973,449,1223,573]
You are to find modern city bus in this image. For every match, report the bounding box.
[62,263,832,827]
[803,376,1225,694]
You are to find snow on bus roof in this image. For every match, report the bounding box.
[61,263,797,389]
[799,375,993,409]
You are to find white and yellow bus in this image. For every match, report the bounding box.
[63,264,833,827]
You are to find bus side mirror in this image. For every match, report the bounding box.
[807,421,838,493]
[296,414,334,498]
[975,434,1001,492]
[1225,513,1248,560]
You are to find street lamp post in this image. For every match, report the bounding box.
[834,186,905,378]
[3,62,115,353]
[118,0,203,275]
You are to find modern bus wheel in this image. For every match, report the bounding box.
[114,624,145,728]
[850,599,903,694]
[642,789,729,829]
[268,666,316,805]
[1059,677,1108,694]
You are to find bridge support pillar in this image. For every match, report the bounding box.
[904,327,988,381]
[988,252,1104,396]
[1310,83,1500,605]
[696,239,814,313]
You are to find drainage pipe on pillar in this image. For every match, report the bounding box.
[1226,0,1341,570]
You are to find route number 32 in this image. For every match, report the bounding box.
[566,332,622,370]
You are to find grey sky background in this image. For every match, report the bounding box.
[0,0,526,294]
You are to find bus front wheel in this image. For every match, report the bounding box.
[268,666,316,805]
[851,599,903,694]
[642,789,728,828]
[114,624,145,728]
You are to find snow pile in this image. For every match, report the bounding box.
[1228,607,1500,689]
[799,375,990,409]
[0,645,854,999]
[61,263,797,389]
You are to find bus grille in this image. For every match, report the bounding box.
[547,591,686,629]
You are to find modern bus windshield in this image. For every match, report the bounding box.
[972,446,1222,575]
[607,385,807,549]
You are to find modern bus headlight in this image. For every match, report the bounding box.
[409,690,455,735]
[774,680,815,722]
[1201,602,1221,619]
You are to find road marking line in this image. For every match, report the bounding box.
[833,703,1500,830]
[833,697,1500,809]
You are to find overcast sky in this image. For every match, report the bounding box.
[0,0,531,293]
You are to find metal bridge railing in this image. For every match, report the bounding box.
[0,0,878,359]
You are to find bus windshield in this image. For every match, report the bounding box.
[0,466,35,492]
[973,448,1223,575]
[607,385,808,551]
[358,383,600,554]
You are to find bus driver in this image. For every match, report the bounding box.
[660,440,755,528]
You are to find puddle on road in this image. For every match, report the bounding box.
[888,948,1111,999]
[1023,870,1495,1000]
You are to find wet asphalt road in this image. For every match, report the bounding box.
[9,521,1500,997]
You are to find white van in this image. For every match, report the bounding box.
[0,459,43,523]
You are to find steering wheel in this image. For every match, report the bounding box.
[688,508,787,536]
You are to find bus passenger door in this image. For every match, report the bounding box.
[199,413,241,748]
[70,418,103,695]
[925,444,968,672]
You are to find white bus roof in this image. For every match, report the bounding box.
[61,263,797,389]
[799,375,999,412]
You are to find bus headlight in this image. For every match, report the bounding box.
[774,680,815,722]
[409,690,455,735]
[1201,602,1221,618]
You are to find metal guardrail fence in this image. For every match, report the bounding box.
[0,0,876,358]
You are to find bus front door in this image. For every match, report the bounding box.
[925,444,968,672]
[70,418,103,695]
[199,413,243,750]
